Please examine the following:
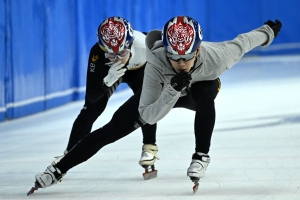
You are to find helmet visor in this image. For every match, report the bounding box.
[105,49,130,60]
[167,51,196,62]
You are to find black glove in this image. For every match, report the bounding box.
[170,72,192,92]
[264,19,282,38]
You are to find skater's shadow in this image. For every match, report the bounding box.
[126,177,150,182]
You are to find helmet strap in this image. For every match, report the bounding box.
[122,42,134,69]
[123,52,132,69]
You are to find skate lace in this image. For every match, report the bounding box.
[54,155,64,159]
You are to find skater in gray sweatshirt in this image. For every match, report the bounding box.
[138,16,282,191]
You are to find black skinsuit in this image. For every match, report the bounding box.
[66,43,157,152]
[56,78,220,174]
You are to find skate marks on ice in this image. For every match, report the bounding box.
[215,113,300,132]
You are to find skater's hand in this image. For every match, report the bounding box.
[170,72,192,91]
[264,19,282,38]
[103,61,127,87]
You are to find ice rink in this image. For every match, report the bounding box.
[1,55,300,200]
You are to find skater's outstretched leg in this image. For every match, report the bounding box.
[29,91,156,195]
[51,97,109,165]
[55,92,144,174]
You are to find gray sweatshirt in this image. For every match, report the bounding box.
[139,25,274,124]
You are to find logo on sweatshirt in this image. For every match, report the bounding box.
[127,62,145,70]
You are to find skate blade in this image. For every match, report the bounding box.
[192,181,199,194]
[27,185,38,196]
[188,177,200,194]
[143,170,157,180]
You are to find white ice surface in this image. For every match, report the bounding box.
[1,55,300,200]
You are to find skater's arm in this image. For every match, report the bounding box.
[196,24,276,79]
[139,63,180,124]
[85,44,111,104]
[208,25,275,72]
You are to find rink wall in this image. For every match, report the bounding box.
[1,0,300,122]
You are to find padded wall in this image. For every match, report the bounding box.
[44,1,76,109]
[5,0,45,119]
[0,0,5,121]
